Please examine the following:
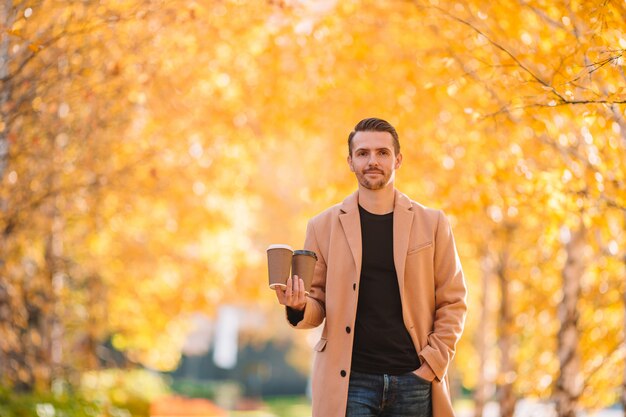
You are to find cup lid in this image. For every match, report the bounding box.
[267,244,293,251]
[293,249,318,260]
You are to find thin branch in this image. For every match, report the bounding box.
[418,2,625,115]
[481,99,626,119]
[1,148,161,236]
[1,2,158,85]
[424,3,568,103]
[566,51,625,85]
[583,336,625,385]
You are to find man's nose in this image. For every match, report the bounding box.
[368,155,380,166]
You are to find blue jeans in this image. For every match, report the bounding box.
[346,370,432,417]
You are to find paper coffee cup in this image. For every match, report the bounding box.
[291,249,317,294]
[267,244,293,290]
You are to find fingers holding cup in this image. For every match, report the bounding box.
[274,287,285,304]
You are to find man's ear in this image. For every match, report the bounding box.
[347,155,355,172]
[395,153,403,169]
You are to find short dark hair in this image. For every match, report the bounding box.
[348,118,400,156]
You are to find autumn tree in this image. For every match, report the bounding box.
[408,0,625,413]
[0,0,167,388]
[1,3,624,416]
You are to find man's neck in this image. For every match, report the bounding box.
[357,185,395,215]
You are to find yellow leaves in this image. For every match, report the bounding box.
[27,43,41,53]
[111,313,192,371]
[6,28,21,37]
[17,368,32,384]
[31,96,43,111]
[127,90,147,105]
[0,0,624,404]
[7,18,43,53]
[520,31,533,46]
[82,369,171,402]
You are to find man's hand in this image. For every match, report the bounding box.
[413,363,436,382]
[275,275,307,311]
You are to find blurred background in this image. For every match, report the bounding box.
[0,0,625,416]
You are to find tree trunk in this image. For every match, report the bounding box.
[497,226,516,417]
[474,252,496,417]
[44,200,64,385]
[555,223,585,417]
[0,0,13,387]
[606,107,626,417]
[497,268,515,417]
[621,210,626,417]
[0,0,12,178]
[41,129,67,387]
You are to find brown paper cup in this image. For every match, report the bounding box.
[267,244,293,290]
[291,250,317,294]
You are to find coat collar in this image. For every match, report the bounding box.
[338,191,362,280]
[339,189,413,214]
[338,189,414,296]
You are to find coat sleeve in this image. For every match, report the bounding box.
[418,210,468,381]
[285,219,327,329]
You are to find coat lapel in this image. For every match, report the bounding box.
[339,191,362,280]
[393,190,414,299]
[339,190,413,295]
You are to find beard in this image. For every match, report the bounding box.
[355,169,391,190]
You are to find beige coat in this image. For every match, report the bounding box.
[289,190,467,417]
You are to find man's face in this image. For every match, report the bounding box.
[348,131,402,191]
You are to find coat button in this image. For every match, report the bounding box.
[340,370,347,377]
[353,283,356,290]
[346,326,351,333]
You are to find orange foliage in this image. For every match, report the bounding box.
[0,0,624,410]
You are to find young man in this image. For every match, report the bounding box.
[275,118,467,417]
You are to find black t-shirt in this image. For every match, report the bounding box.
[350,205,420,375]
